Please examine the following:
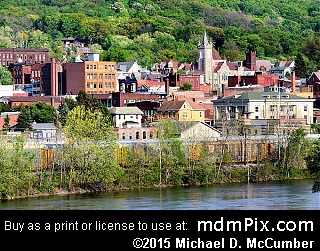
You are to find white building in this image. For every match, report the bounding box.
[109,106,144,128]
[212,91,315,135]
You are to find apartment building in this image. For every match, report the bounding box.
[63,61,117,95]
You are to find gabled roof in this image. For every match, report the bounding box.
[172,121,222,137]
[158,100,205,111]
[212,61,253,72]
[310,70,320,81]
[256,60,273,72]
[117,61,142,72]
[212,48,222,60]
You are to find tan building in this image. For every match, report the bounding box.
[63,61,117,95]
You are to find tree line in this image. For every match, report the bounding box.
[0,0,319,75]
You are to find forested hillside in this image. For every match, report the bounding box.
[1,0,320,71]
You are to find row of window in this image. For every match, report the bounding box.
[86,74,115,80]
[86,64,115,70]
[87,91,111,94]
[86,82,115,89]
[0,53,46,60]
[121,130,155,140]
[161,111,202,118]
[118,114,139,119]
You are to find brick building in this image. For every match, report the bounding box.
[0,48,49,66]
[63,61,117,95]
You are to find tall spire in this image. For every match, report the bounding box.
[202,30,209,45]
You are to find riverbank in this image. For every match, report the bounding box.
[2,165,314,201]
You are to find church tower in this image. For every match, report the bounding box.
[198,31,213,84]
[245,50,257,71]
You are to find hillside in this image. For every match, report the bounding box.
[0,0,319,70]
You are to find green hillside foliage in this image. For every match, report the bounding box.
[0,0,319,70]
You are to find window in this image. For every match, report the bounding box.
[143,131,146,139]
[136,131,140,139]
[199,111,202,117]
[304,106,307,111]
[183,111,188,118]
[255,116,259,119]
[270,105,275,112]
[255,107,259,112]
[122,132,125,139]
[222,71,228,81]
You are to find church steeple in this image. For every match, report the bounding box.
[202,30,209,45]
[198,30,213,84]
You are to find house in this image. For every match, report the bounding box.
[29,122,61,139]
[117,60,143,78]
[108,106,144,128]
[173,121,221,139]
[212,91,315,135]
[156,99,206,122]
[307,70,320,102]
[270,61,295,78]
[169,91,214,124]
[127,101,161,123]
[109,106,158,140]
[152,58,185,75]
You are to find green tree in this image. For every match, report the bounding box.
[30,102,57,123]
[76,90,111,120]
[59,105,124,191]
[302,37,320,67]
[283,128,308,178]
[2,114,10,131]
[305,139,320,177]
[156,120,186,185]
[179,82,193,91]
[16,107,33,132]
[0,65,13,85]
[295,52,307,78]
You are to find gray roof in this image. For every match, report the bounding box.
[109,106,143,115]
[217,92,314,102]
[117,61,141,72]
[32,123,57,130]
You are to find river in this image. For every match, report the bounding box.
[0,178,319,210]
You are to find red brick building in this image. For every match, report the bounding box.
[228,74,279,88]
[4,96,64,109]
[111,92,161,107]
[0,48,49,66]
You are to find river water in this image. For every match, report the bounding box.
[0,178,319,210]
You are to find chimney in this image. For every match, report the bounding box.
[291,71,296,94]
